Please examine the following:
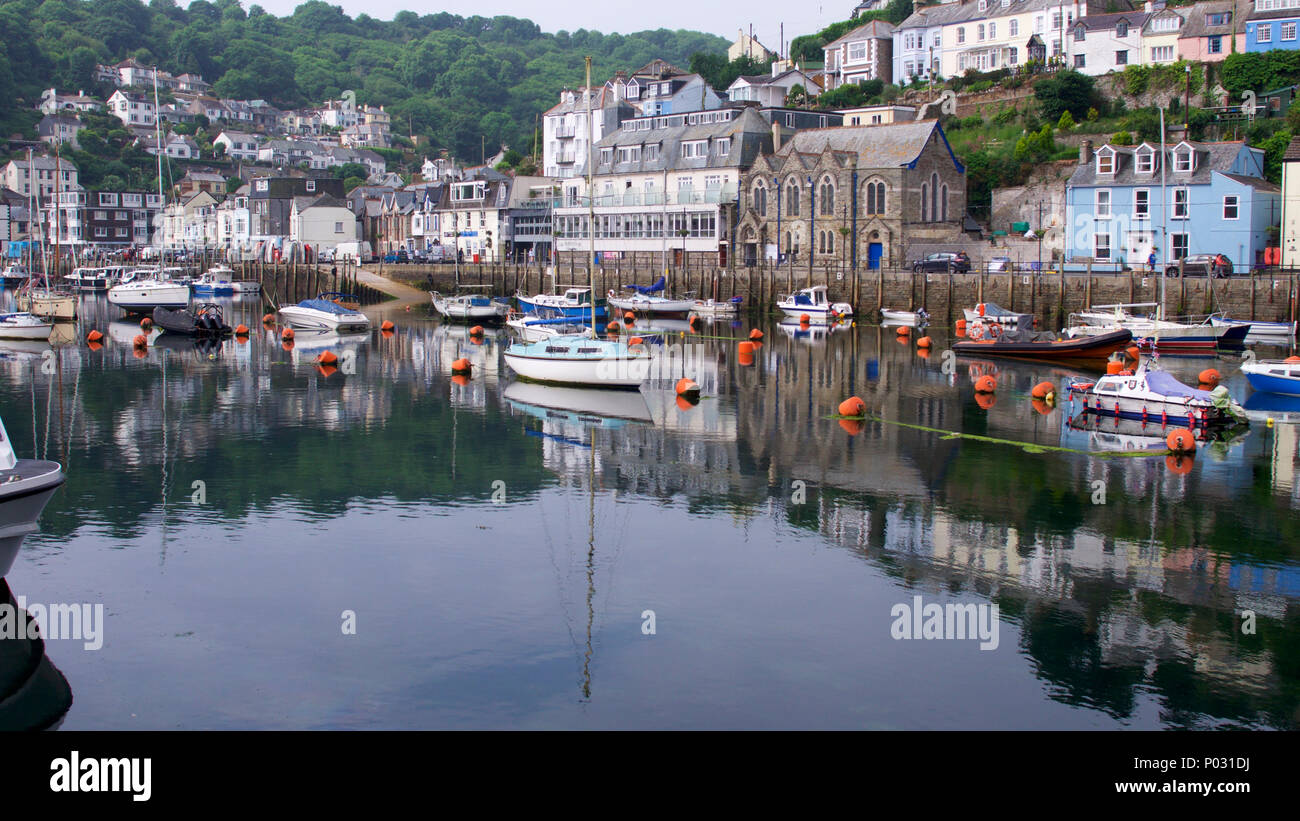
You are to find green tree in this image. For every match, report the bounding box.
[1035,71,1096,122]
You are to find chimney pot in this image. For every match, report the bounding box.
[1080,139,1093,165]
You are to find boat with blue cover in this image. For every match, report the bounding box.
[515,286,607,321]
[1241,359,1300,396]
[606,276,695,316]
[278,292,370,333]
[1070,362,1247,429]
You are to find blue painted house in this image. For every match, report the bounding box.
[1245,1,1300,52]
[1065,140,1279,271]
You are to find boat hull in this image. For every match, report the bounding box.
[503,337,650,388]
[691,298,741,317]
[0,459,64,577]
[954,329,1132,365]
[1210,316,1297,343]
[108,283,191,314]
[431,294,510,322]
[278,306,370,333]
[607,294,695,316]
[515,295,607,320]
[777,303,853,321]
[0,315,53,340]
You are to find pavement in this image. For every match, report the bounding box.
[355,267,430,313]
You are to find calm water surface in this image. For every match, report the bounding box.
[2,291,1298,729]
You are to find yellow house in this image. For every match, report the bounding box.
[1141,5,1186,65]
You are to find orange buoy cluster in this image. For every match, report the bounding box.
[675,378,700,399]
[838,396,866,417]
[1198,368,1220,388]
[916,336,932,348]
[975,375,997,394]
[748,328,764,341]
[470,325,484,337]
[381,320,395,332]
[1166,428,1197,454]
[263,313,276,325]
[317,350,339,366]
[1031,381,1056,402]
[86,329,103,343]
[606,321,620,335]
[132,334,148,349]
[139,317,153,330]
[234,324,249,336]
[451,357,472,374]
[281,327,295,341]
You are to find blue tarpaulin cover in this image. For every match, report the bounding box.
[1145,370,1214,401]
[624,276,666,295]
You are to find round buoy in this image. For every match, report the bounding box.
[624,311,635,323]
[381,320,395,332]
[132,334,147,349]
[975,392,997,410]
[263,313,275,325]
[606,322,620,334]
[281,327,295,341]
[234,324,249,336]
[451,357,472,374]
[799,313,811,324]
[1166,428,1197,454]
[1031,381,1056,401]
[975,375,997,393]
[839,418,865,435]
[917,336,933,348]
[675,378,700,397]
[896,325,910,337]
[838,396,866,417]
[140,317,153,330]
[1126,346,1141,360]
[1031,398,1054,416]
[86,329,103,343]
[748,328,764,341]
[381,328,395,338]
[1198,368,1220,388]
[470,325,484,337]
[1165,454,1194,475]
[1106,360,1124,375]
[318,350,339,366]
[676,395,697,412]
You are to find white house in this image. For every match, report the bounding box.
[290,194,358,252]
[215,131,260,162]
[1068,11,1151,75]
[727,68,821,108]
[107,90,156,128]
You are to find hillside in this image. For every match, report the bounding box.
[0,0,728,160]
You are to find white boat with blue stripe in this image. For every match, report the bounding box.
[1242,359,1300,396]
[777,285,853,322]
[503,334,651,388]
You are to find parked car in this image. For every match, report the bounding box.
[987,256,1013,273]
[1167,254,1233,278]
[383,249,410,264]
[912,251,971,273]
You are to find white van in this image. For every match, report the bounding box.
[334,241,373,263]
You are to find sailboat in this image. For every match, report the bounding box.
[502,57,651,390]
[16,149,76,321]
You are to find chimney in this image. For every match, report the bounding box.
[772,120,785,152]
[1080,139,1093,165]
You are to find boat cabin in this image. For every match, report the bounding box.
[790,286,829,307]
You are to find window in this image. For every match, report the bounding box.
[1151,45,1175,62]
[1010,48,1019,65]
[1074,25,1085,42]
[334,221,344,233]
[1094,232,1112,260]
[93,210,107,220]
[645,144,660,162]
[818,177,834,215]
[1207,12,1229,25]
[848,42,867,61]
[115,211,127,220]
[1208,36,1222,54]
[1010,20,1018,36]
[958,27,966,44]
[1224,195,1239,219]
[1034,15,1043,33]
[1134,189,1150,218]
[1074,54,1086,68]
[1052,12,1062,30]
[1173,188,1189,218]
[989,23,996,38]
[865,181,886,214]
[716,138,730,156]
[1117,21,1128,38]
[1096,189,1112,219]
[1285,22,1297,40]
[305,180,316,192]
[933,33,941,47]
[1171,233,1189,259]
[786,181,800,216]
[754,183,767,217]
[978,0,987,9]
[1152,16,1179,32]
[679,140,707,159]
[1096,149,1115,175]
[1116,50,1128,65]
[1259,24,1273,43]
[978,24,985,41]
[600,148,613,164]
[1174,149,1193,172]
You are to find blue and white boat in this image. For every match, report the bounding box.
[1072,362,1247,428]
[192,266,241,296]
[607,276,695,317]
[1210,316,1297,344]
[1242,359,1300,397]
[503,334,651,388]
[776,285,854,322]
[278,292,370,333]
[515,286,607,321]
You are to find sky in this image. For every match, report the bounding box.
[248,0,848,47]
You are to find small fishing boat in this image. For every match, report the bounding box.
[1069,362,1248,429]
[881,307,928,325]
[1209,315,1297,344]
[0,413,65,578]
[691,296,742,317]
[279,292,370,333]
[954,323,1132,366]
[776,285,854,322]
[606,276,695,317]
[65,267,113,291]
[963,302,1023,327]
[1241,359,1300,396]
[515,286,606,321]
[0,313,53,341]
[152,303,233,337]
[0,264,30,288]
[431,290,511,322]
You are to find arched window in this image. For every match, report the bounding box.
[921,183,929,221]
[827,230,834,254]
[785,231,792,253]
[865,181,887,215]
[930,173,939,222]
[941,184,949,221]
[876,182,886,214]
[819,176,835,215]
[786,180,800,217]
[754,183,767,217]
[818,231,825,254]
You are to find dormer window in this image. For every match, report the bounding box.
[1116,20,1128,37]
[979,0,987,9]
[1096,146,1116,175]
[1074,24,1086,42]
[1173,144,1194,172]
[1135,145,1155,174]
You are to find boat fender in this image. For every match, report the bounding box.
[917,336,933,349]
[1198,368,1220,388]
[606,322,620,335]
[896,325,910,336]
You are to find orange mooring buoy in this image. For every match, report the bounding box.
[624,311,635,323]
[838,396,866,417]
[627,336,644,346]
[916,336,932,348]
[318,350,339,366]
[1166,428,1197,454]
[975,375,997,393]
[86,329,103,343]
[1031,381,1055,401]
[140,317,153,330]
[1198,368,1221,388]
[263,313,275,324]
[234,324,249,336]
[470,325,484,336]
[748,328,764,341]
[381,320,395,331]
[606,322,619,334]
[281,327,295,341]
[799,313,811,325]
[451,357,472,374]
[675,378,700,397]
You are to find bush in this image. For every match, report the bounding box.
[1123,65,1150,96]
[993,106,1018,125]
[1035,71,1097,121]
[1058,110,1076,129]
[967,80,994,93]
[1111,130,1133,145]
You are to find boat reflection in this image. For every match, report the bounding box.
[504,381,653,434]
[0,579,73,731]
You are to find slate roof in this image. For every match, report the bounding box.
[1220,172,1280,192]
[1284,136,1300,162]
[897,0,1067,31]
[1075,11,1150,31]
[1068,141,1258,186]
[775,120,949,169]
[591,106,773,174]
[824,20,895,49]
[1178,1,1244,37]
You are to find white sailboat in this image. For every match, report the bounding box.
[0,313,54,340]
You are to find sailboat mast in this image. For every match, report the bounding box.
[1159,108,1167,326]
[585,55,596,337]
[25,148,32,272]
[53,142,61,284]
[154,68,164,266]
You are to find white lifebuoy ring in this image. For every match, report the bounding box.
[968,323,984,340]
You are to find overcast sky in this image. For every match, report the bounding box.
[249,1,846,47]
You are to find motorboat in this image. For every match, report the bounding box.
[515,286,607,321]
[963,302,1023,327]
[691,296,742,317]
[65,267,113,291]
[1069,361,1248,430]
[776,285,854,322]
[108,269,191,314]
[0,413,65,577]
[1066,303,1248,352]
[506,310,591,343]
[152,303,233,337]
[503,334,651,388]
[606,276,695,317]
[1209,315,1297,344]
[954,325,1133,366]
[0,313,53,341]
[278,292,370,333]
[431,290,511,322]
[0,264,30,288]
[881,307,929,325]
[1241,359,1300,397]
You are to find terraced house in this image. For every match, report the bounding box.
[1245,0,1300,51]
[737,119,967,269]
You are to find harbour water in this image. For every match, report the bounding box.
[2,292,1298,729]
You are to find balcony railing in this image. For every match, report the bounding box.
[554,127,576,139]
